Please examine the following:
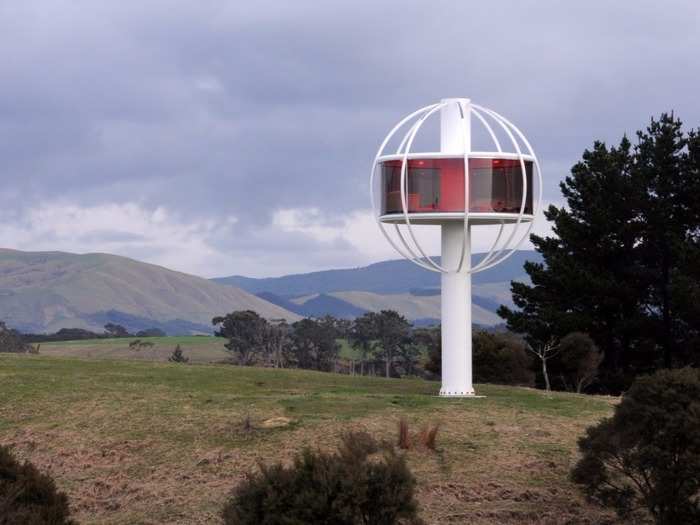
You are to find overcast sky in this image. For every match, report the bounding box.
[1,1,699,277]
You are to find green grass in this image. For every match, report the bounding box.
[0,354,618,524]
[37,335,229,363]
[39,336,367,363]
[40,336,220,348]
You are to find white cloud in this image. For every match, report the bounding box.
[0,200,560,280]
[272,203,559,269]
[0,202,238,278]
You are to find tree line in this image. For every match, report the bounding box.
[211,310,603,391]
[1,309,605,393]
[22,324,167,343]
[211,309,444,378]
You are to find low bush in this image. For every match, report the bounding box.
[0,322,30,354]
[473,331,534,386]
[168,344,189,363]
[571,368,700,523]
[222,432,423,525]
[553,332,603,393]
[0,444,74,524]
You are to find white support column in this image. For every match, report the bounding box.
[440,223,473,395]
[439,98,475,396]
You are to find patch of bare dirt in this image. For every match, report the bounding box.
[260,416,293,428]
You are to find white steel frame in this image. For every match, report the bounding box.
[369,98,543,397]
[369,100,543,275]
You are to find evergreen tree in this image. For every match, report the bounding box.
[499,114,700,392]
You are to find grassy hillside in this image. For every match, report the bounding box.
[38,336,231,363]
[214,251,541,295]
[0,354,617,524]
[0,249,300,334]
[214,253,538,324]
[38,336,363,363]
[327,291,502,325]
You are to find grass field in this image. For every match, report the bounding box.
[37,336,362,363]
[0,354,620,524]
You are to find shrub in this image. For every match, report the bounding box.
[0,444,74,524]
[222,432,423,525]
[555,332,603,393]
[421,330,534,385]
[473,331,534,386]
[571,368,700,523]
[168,345,189,363]
[0,322,30,354]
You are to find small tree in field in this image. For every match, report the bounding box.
[213,310,269,366]
[525,337,560,391]
[0,444,75,524]
[264,320,292,368]
[168,345,189,363]
[571,368,700,523]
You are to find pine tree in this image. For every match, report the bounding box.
[499,114,700,392]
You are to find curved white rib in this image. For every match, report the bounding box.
[370,99,542,277]
[470,104,542,273]
[398,102,448,272]
[369,104,441,272]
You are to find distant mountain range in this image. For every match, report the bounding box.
[0,249,300,334]
[213,251,541,327]
[0,249,540,334]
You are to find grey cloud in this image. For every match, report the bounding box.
[1,0,699,274]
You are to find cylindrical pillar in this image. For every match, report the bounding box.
[438,97,475,396]
[440,222,473,395]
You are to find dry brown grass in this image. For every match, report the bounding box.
[398,418,411,450]
[418,423,440,451]
[0,355,622,524]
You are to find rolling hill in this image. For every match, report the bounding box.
[0,248,539,333]
[0,249,300,334]
[214,251,540,295]
[214,251,541,325]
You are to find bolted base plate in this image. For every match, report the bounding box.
[438,389,484,398]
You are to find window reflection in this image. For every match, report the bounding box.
[381,158,532,215]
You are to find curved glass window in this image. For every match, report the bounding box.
[380,158,533,215]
